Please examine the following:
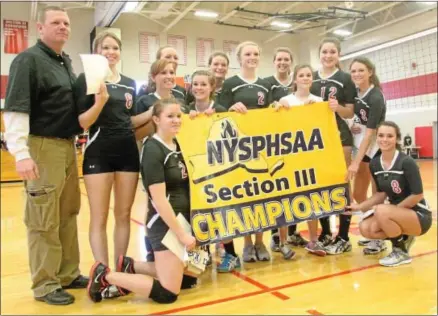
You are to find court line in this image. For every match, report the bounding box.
[231,271,290,300]
[79,191,291,300]
[150,250,437,315]
[307,309,325,315]
[79,191,436,313]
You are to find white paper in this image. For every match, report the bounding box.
[79,54,110,95]
[161,213,192,264]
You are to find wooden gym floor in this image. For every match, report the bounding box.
[1,160,437,315]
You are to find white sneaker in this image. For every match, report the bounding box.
[279,244,296,260]
[363,239,387,255]
[379,248,412,267]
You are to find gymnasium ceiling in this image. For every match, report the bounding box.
[33,1,437,43]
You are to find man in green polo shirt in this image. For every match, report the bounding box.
[3,6,88,305]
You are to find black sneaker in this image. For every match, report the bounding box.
[62,275,89,289]
[87,262,110,303]
[116,255,135,295]
[287,233,309,247]
[35,288,75,305]
[318,234,334,247]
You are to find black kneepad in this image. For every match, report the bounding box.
[181,275,197,289]
[149,279,178,304]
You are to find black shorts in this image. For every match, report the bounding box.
[337,118,353,147]
[412,205,432,235]
[362,149,382,163]
[83,130,140,175]
[146,211,191,253]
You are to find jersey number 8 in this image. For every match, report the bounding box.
[391,180,402,194]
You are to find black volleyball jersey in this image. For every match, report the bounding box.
[172,84,186,101]
[311,69,356,131]
[264,75,293,102]
[185,87,222,105]
[184,100,227,114]
[354,85,386,129]
[135,93,161,114]
[137,83,186,102]
[218,75,272,110]
[74,73,136,137]
[141,135,190,222]
[370,151,429,210]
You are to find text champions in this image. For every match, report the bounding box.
[192,185,349,244]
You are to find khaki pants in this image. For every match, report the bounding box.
[24,136,81,297]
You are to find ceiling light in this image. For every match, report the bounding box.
[123,1,138,12]
[333,29,352,36]
[271,21,292,28]
[194,10,219,18]
[340,27,437,60]
[421,1,436,4]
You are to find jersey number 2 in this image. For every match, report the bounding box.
[257,92,265,106]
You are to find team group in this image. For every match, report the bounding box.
[3,6,432,306]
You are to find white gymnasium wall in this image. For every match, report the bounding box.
[1,2,300,86]
[340,31,438,141]
[112,13,300,82]
[0,2,95,77]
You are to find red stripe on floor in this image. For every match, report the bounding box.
[151,250,437,315]
[307,309,325,315]
[232,271,290,300]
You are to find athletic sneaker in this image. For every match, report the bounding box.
[325,237,352,255]
[404,235,416,253]
[363,239,387,255]
[270,233,280,252]
[116,255,135,295]
[243,245,257,262]
[254,243,271,261]
[87,262,110,303]
[279,244,296,260]
[379,248,412,267]
[102,285,122,299]
[318,234,334,247]
[215,243,226,258]
[357,237,372,246]
[217,253,240,273]
[287,233,308,247]
[305,241,327,257]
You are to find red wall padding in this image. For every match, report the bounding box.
[381,73,437,100]
[415,126,433,158]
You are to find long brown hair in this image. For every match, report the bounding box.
[155,45,176,60]
[151,98,182,133]
[191,70,216,100]
[319,37,342,69]
[350,57,381,89]
[147,59,177,93]
[290,64,314,93]
[92,31,122,54]
[208,52,229,67]
[377,121,402,151]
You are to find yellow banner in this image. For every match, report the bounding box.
[176,102,350,245]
